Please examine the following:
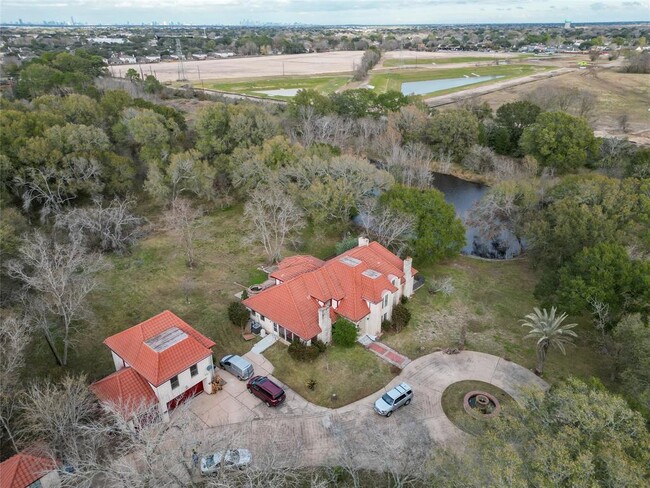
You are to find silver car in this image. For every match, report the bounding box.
[219,354,254,380]
[200,449,252,474]
[373,382,413,417]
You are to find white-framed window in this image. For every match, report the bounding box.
[383,294,389,307]
[190,364,198,377]
[170,375,179,390]
[273,322,278,332]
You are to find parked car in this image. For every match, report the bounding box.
[219,354,254,380]
[373,382,413,417]
[200,449,252,474]
[247,376,286,407]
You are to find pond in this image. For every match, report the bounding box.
[253,88,301,97]
[431,172,522,259]
[401,75,504,96]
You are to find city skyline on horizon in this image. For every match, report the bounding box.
[2,0,648,27]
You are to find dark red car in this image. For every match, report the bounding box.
[247,376,286,407]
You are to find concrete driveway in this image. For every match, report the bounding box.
[186,350,548,465]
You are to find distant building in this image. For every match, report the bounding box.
[90,37,125,44]
[564,20,572,29]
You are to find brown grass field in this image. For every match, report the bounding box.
[109,51,365,82]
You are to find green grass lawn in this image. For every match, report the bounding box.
[264,342,397,407]
[21,205,348,385]
[198,75,350,100]
[441,380,516,435]
[382,54,534,67]
[22,205,272,383]
[383,57,510,67]
[369,64,552,97]
[381,256,612,386]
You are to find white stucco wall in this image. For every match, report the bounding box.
[39,470,61,488]
[149,355,213,418]
[111,351,128,371]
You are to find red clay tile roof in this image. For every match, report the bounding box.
[270,255,325,282]
[103,310,215,387]
[244,242,415,339]
[244,275,324,340]
[0,451,57,488]
[91,367,157,417]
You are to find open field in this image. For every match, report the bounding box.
[370,64,552,97]
[444,67,650,144]
[381,257,612,386]
[382,53,532,67]
[202,74,349,99]
[109,51,364,82]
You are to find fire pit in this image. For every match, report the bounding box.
[463,390,501,418]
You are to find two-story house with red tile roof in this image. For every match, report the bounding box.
[91,310,216,421]
[243,237,416,345]
[0,449,59,488]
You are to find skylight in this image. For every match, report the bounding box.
[145,327,188,352]
[340,256,362,267]
[362,269,381,279]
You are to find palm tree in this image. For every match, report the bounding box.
[521,307,578,376]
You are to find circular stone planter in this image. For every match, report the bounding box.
[463,390,501,418]
[247,284,265,296]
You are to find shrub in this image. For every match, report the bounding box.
[288,339,322,362]
[306,379,317,390]
[336,235,358,255]
[392,303,412,332]
[288,339,307,360]
[400,295,409,305]
[312,338,327,353]
[332,318,358,347]
[381,319,393,332]
[227,301,249,329]
[241,289,249,300]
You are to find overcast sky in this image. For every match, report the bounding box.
[2,0,648,25]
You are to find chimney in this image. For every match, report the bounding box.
[358,236,369,247]
[403,256,413,297]
[318,304,332,344]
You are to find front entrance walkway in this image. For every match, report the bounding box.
[359,335,411,368]
[251,334,277,354]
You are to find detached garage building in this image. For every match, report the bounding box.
[92,310,216,421]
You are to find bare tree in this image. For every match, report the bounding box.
[164,198,204,268]
[0,314,32,452]
[15,158,104,222]
[19,374,100,461]
[358,200,415,256]
[587,296,611,342]
[6,233,108,366]
[244,186,305,263]
[55,197,147,254]
[329,415,434,488]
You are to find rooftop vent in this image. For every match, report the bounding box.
[145,327,188,352]
[362,269,381,279]
[340,256,362,267]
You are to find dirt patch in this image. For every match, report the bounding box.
[110,51,365,83]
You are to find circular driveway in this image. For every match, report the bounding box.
[188,350,548,465]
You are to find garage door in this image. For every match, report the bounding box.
[166,382,204,412]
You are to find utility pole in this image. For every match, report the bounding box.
[176,38,187,81]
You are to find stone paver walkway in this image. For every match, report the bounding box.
[186,350,548,468]
[359,335,411,368]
